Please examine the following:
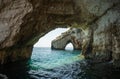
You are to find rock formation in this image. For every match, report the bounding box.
[51,28,83,50]
[0,0,119,66]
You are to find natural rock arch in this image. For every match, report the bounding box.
[52,39,76,50]
[65,42,74,50]
[52,40,74,50]
[51,28,82,50]
[65,41,75,50]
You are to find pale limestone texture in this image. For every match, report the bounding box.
[51,28,83,50]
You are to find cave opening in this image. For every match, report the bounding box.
[34,28,70,48]
[31,27,81,69]
[65,42,74,50]
[29,26,83,72]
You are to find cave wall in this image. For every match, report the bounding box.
[0,0,75,64]
[0,0,120,65]
[76,0,120,65]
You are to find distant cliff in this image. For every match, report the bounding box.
[51,28,83,50]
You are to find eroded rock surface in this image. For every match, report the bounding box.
[0,0,119,66]
[51,28,84,50]
[80,1,120,65]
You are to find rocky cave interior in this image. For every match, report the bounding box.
[0,0,120,78]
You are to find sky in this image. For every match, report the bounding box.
[34,28,73,47]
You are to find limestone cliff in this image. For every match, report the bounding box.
[51,28,83,50]
[0,0,119,66]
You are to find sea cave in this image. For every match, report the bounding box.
[0,0,120,79]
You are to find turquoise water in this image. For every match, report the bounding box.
[30,47,83,69]
[0,47,120,79]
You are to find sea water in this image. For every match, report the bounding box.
[0,47,120,79]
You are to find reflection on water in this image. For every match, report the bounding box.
[0,47,120,79]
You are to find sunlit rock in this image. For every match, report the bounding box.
[51,28,84,50]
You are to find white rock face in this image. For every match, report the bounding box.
[51,28,84,50]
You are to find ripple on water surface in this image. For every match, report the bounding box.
[1,47,120,79]
[28,47,85,79]
[30,47,83,69]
